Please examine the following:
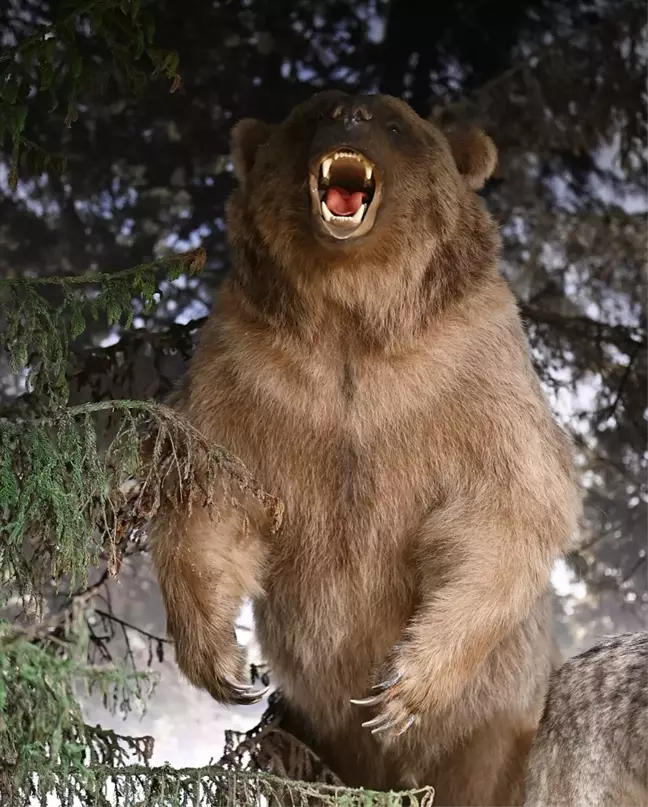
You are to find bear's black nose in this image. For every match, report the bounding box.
[330,102,373,129]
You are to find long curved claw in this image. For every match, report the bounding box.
[370,713,416,736]
[223,676,257,691]
[220,676,269,705]
[372,671,403,691]
[361,713,393,730]
[350,693,385,708]
[231,686,269,705]
[393,714,416,736]
[370,716,402,735]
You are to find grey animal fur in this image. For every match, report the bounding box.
[524,631,648,807]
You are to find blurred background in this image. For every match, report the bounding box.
[0,0,646,770]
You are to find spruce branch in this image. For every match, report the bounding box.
[0,398,283,606]
[91,607,170,672]
[0,247,206,402]
[93,608,169,648]
[0,248,206,290]
[0,612,155,801]
[0,0,181,188]
[2,760,435,807]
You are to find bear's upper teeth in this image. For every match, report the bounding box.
[319,151,374,185]
[321,158,332,180]
[321,201,366,225]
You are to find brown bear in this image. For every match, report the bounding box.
[149,91,581,805]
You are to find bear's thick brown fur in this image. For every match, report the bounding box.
[149,91,581,805]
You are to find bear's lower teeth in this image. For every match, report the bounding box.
[321,201,366,225]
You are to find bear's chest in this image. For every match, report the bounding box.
[216,341,442,493]
[227,358,435,603]
[206,343,446,553]
[229,377,435,546]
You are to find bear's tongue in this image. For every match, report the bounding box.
[325,186,367,217]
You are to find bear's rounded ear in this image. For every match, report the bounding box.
[445,127,497,191]
[230,118,272,186]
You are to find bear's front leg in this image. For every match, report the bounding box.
[352,482,575,740]
[149,492,270,705]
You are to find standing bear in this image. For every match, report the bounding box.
[149,91,581,806]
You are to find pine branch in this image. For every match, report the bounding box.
[0,0,181,188]
[0,612,155,800]
[0,248,206,402]
[0,398,284,605]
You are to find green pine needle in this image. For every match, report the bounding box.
[0,249,206,403]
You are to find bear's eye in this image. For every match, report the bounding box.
[387,121,402,135]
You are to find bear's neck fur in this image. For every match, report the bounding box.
[225,197,501,353]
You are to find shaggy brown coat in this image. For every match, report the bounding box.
[149,91,582,806]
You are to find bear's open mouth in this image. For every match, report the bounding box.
[309,149,381,240]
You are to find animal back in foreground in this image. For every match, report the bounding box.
[525,631,648,807]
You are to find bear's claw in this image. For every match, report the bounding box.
[220,675,269,705]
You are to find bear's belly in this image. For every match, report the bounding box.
[208,375,434,719]
[252,517,417,725]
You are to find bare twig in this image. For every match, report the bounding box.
[94,609,170,647]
